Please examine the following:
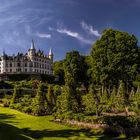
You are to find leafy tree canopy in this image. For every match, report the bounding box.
[90,28,139,90]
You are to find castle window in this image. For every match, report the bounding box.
[25,63,27,67]
[25,68,27,72]
[10,63,12,67]
[10,69,12,72]
[17,63,20,67]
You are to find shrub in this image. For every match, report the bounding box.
[10,103,22,111]
[102,116,140,130]
[22,106,32,114]
[2,98,11,107]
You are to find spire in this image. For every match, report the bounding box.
[49,48,53,56]
[2,49,6,57]
[31,39,35,50]
[49,48,53,60]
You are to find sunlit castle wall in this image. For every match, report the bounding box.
[0,40,53,75]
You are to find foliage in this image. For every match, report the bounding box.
[64,51,86,87]
[0,107,122,140]
[82,93,96,115]
[90,28,139,91]
[33,82,46,115]
[53,60,65,85]
[1,28,140,138]
[46,84,55,112]
[10,85,18,105]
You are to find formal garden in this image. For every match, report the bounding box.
[0,29,140,139]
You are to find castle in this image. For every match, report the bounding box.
[0,40,53,75]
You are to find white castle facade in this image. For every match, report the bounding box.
[0,40,53,75]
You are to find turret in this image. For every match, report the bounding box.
[1,49,6,73]
[48,48,53,61]
[30,39,35,50]
[1,49,6,60]
[28,40,36,58]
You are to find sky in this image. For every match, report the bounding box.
[0,0,140,61]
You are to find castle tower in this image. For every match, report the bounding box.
[1,50,6,73]
[30,40,36,55]
[28,40,36,59]
[48,48,53,62]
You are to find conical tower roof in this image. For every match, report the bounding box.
[2,49,6,57]
[49,48,53,56]
[31,39,35,50]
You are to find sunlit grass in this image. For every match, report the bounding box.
[0,107,127,140]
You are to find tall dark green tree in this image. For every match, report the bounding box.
[10,85,18,105]
[64,51,86,112]
[91,28,139,92]
[34,82,46,115]
[53,60,65,85]
[47,84,55,109]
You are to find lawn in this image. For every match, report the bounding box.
[0,107,128,140]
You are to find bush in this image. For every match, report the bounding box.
[2,98,11,107]
[22,106,32,114]
[73,113,85,121]
[84,116,103,124]
[10,103,22,110]
[102,116,140,129]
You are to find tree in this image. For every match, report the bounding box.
[47,84,55,110]
[10,85,18,105]
[130,87,140,116]
[90,28,139,92]
[34,82,46,115]
[82,92,96,115]
[64,51,86,87]
[55,86,79,117]
[55,51,86,116]
[64,51,86,112]
[53,60,65,85]
[108,86,117,112]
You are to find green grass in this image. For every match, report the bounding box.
[0,107,133,140]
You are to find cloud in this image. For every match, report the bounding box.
[57,28,93,44]
[57,29,78,37]
[0,15,24,26]
[0,0,23,13]
[57,0,79,6]
[36,32,52,39]
[13,31,20,36]
[48,26,55,31]
[25,25,32,35]
[36,17,52,26]
[1,31,27,51]
[80,21,101,37]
